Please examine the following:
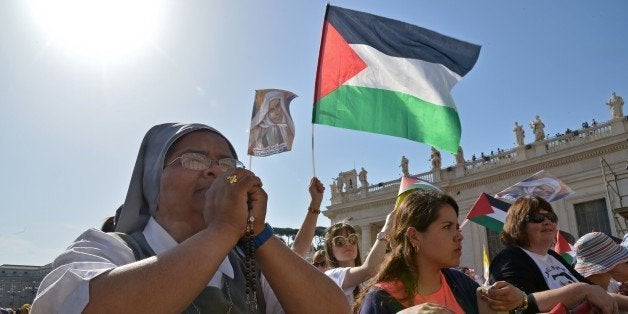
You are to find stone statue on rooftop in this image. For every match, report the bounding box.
[430,147,441,170]
[530,115,546,142]
[455,146,465,165]
[400,155,409,176]
[358,167,368,188]
[514,122,525,146]
[607,92,624,119]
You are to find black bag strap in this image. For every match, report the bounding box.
[108,231,149,261]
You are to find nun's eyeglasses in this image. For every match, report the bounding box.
[525,212,558,224]
[331,234,359,247]
[166,152,244,171]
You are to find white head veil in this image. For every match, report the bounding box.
[115,122,237,234]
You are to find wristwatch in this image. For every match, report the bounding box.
[376,232,390,242]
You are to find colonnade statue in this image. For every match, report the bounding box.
[530,115,546,142]
[514,122,525,146]
[607,92,624,119]
[400,155,409,176]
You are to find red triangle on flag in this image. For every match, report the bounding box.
[314,22,367,102]
[466,193,496,219]
[554,231,572,254]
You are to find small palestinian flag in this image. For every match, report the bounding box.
[554,230,575,265]
[465,193,510,232]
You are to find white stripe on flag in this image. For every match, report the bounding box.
[345,44,461,108]
[486,206,507,223]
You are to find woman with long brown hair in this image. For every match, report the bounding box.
[354,190,524,313]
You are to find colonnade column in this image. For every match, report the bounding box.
[359,224,372,261]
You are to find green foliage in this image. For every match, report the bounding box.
[271,226,328,251]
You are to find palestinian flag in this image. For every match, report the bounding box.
[312,5,481,153]
[395,176,442,209]
[465,193,510,232]
[555,230,575,264]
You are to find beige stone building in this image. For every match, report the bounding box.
[323,98,627,276]
[0,263,51,308]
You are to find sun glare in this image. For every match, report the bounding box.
[27,0,164,62]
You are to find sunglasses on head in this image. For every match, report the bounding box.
[525,212,558,223]
[331,234,359,247]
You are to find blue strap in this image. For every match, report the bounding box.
[252,223,273,250]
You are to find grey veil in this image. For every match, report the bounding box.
[115,122,238,234]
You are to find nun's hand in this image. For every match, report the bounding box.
[204,168,263,238]
[246,173,267,235]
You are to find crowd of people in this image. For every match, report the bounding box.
[0,304,30,314]
[27,122,628,313]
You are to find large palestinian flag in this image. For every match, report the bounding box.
[312,5,481,153]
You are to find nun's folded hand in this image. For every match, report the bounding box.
[203,169,264,237]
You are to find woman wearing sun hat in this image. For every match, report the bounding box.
[574,232,628,291]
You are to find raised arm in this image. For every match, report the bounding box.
[248,175,349,313]
[292,177,324,257]
[340,213,393,289]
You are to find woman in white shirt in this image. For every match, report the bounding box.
[323,214,393,305]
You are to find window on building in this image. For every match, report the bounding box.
[486,228,504,260]
[574,198,611,236]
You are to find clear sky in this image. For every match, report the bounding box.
[1,0,626,266]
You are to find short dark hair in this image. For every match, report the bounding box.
[500,195,555,247]
[100,216,115,232]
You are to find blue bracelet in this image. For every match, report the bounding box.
[252,223,273,250]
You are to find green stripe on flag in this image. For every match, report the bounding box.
[470,216,504,233]
[313,85,461,153]
[560,252,574,265]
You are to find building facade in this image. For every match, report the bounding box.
[0,264,51,309]
[324,107,627,276]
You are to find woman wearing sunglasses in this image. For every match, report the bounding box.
[490,195,626,313]
[323,213,394,305]
[354,190,525,314]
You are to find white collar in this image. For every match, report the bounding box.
[143,217,234,287]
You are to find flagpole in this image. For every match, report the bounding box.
[459,218,469,229]
[311,124,316,177]
[248,156,253,171]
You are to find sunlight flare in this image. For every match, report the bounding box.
[27,0,165,62]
